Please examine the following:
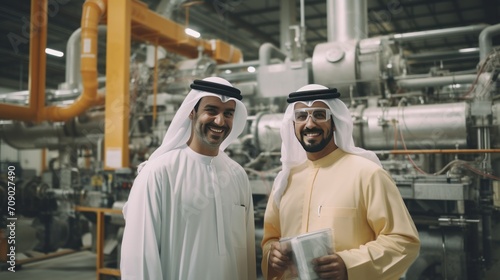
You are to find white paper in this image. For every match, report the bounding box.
[288,228,334,280]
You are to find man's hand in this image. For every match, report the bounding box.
[312,253,348,280]
[268,241,292,272]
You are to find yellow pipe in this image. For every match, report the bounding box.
[45,0,106,121]
[0,0,242,123]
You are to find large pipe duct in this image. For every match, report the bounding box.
[326,0,367,42]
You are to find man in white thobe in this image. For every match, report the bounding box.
[120,77,257,280]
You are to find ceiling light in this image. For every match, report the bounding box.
[45,48,64,57]
[458,47,478,53]
[247,66,256,73]
[185,28,200,38]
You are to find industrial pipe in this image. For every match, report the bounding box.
[45,0,106,121]
[479,23,500,61]
[259,43,287,66]
[1,0,242,123]
[391,24,489,42]
[326,0,367,42]
[405,49,479,62]
[0,113,105,150]
[378,149,500,155]
[64,25,108,89]
[397,74,476,88]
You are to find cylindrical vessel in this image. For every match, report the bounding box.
[356,102,469,150]
[251,113,283,153]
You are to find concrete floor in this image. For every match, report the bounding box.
[2,250,109,280]
[1,249,265,280]
[2,246,497,280]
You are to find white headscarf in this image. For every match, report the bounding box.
[137,76,248,173]
[272,84,381,206]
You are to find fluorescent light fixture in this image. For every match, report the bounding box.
[185,28,200,38]
[458,47,478,53]
[247,66,256,73]
[45,48,64,57]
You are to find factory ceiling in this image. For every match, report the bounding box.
[0,0,498,91]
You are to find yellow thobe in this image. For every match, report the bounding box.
[262,149,420,280]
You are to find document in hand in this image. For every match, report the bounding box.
[280,228,334,280]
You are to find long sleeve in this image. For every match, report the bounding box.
[246,179,258,280]
[120,168,165,280]
[262,151,420,280]
[261,191,283,280]
[336,169,420,280]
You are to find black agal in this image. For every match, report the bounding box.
[190,79,242,100]
[287,88,340,103]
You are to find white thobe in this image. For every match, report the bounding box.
[121,145,257,280]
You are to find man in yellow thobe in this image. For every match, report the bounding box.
[261,84,420,280]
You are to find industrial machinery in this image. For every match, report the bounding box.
[1,0,499,279]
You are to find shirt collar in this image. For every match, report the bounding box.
[307,148,345,168]
[184,144,217,165]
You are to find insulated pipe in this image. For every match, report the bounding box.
[45,0,106,121]
[390,24,489,42]
[405,49,479,62]
[0,113,105,150]
[259,43,287,66]
[0,121,65,149]
[326,0,367,42]
[65,25,108,88]
[279,0,296,52]
[397,74,476,89]
[479,23,500,61]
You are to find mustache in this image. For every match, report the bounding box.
[302,128,323,133]
[208,123,228,130]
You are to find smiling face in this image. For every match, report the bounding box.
[293,101,338,160]
[188,96,236,156]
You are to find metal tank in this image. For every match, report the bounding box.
[355,102,470,150]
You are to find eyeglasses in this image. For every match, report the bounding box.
[293,108,332,123]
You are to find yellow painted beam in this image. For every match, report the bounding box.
[120,0,242,63]
[104,0,130,170]
[32,0,48,123]
[0,0,47,122]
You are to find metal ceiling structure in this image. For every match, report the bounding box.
[0,0,498,90]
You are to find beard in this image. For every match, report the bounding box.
[299,128,334,153]
[200,123,229,146]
